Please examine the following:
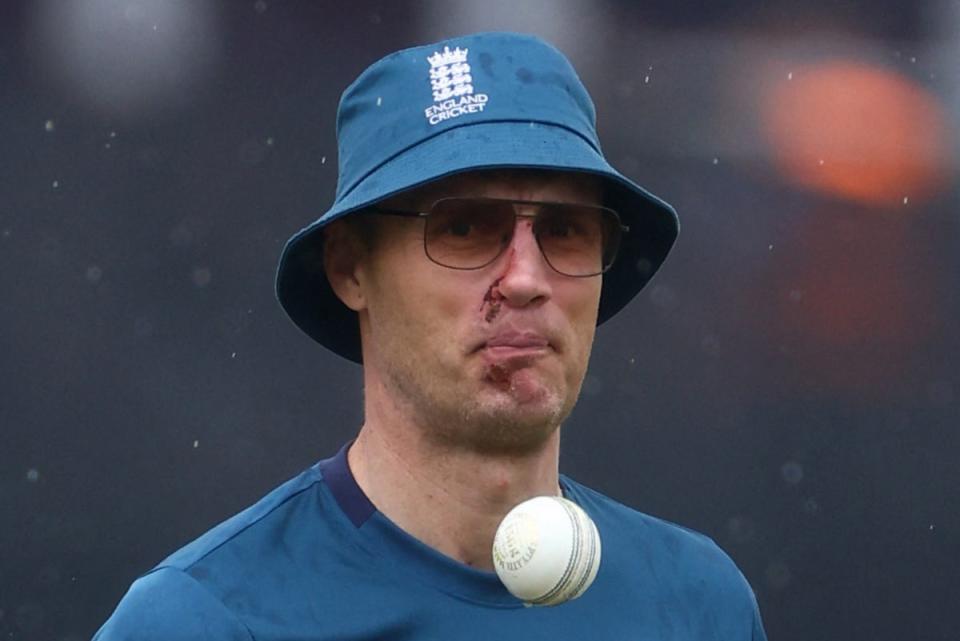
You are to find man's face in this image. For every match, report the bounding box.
[342,170,603,456]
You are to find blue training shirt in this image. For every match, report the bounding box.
[93,443,767,640]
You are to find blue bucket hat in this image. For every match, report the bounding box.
[276,32,679,363]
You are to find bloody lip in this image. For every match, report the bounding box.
[480,347,549,389]
[478,345,552,376]
[477,330,551,353]
[481,345,550,358]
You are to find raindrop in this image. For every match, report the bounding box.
[929,524,935,531]
[85,265,103,283]
[45,119,56,132]
[26,468,40,482]
[376,96,383,106]
[104,143,112,149]
[787,72,793,80]
[52,180,60,189]
[711,157,719,165]
[231,352,237,358]
[254,0,267,13]
[818,159,824,166]
[193,440,199,448]
[780,461,804,485]
[192,267,212,288]
[644,75,650,84]
[109,131,117,138]
[902,196,909,205]
[768,244,774,251]
[628,356,636,365]
[910,56,917,63]
[266,136,274,146]
[2,229,10,238]
[321,156,327,164]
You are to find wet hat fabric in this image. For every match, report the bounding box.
[276,32,679,363]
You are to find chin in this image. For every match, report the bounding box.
[456,416,561,457]
[446,390,568,456]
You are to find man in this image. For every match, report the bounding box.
[94,32,767,640]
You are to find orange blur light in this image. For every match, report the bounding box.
[760,61,953,207]
[769,208,938,396]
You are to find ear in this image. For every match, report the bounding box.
[323,220,368,312]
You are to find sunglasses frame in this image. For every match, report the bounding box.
[366,196,629,277]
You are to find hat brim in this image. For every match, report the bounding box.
[276,120,679,363]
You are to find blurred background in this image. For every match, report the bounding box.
[1,1,958,639]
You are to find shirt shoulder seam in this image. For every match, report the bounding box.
[165,470,324,572]
[149,565,258,641]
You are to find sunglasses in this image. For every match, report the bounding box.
[367,197,628,277]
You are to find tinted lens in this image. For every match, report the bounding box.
[425,199,514,269]
[536,204,620,277]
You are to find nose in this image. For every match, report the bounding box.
[492,218,552,308]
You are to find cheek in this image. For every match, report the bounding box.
[368,261,478,357]
[562,271,602,314]
[566,281,602,363]
[579,278,603,321]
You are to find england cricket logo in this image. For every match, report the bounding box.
[424,46,489,125]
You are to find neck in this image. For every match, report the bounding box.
[347,385,561,571]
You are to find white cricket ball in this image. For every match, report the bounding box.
[492,495,602,606]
